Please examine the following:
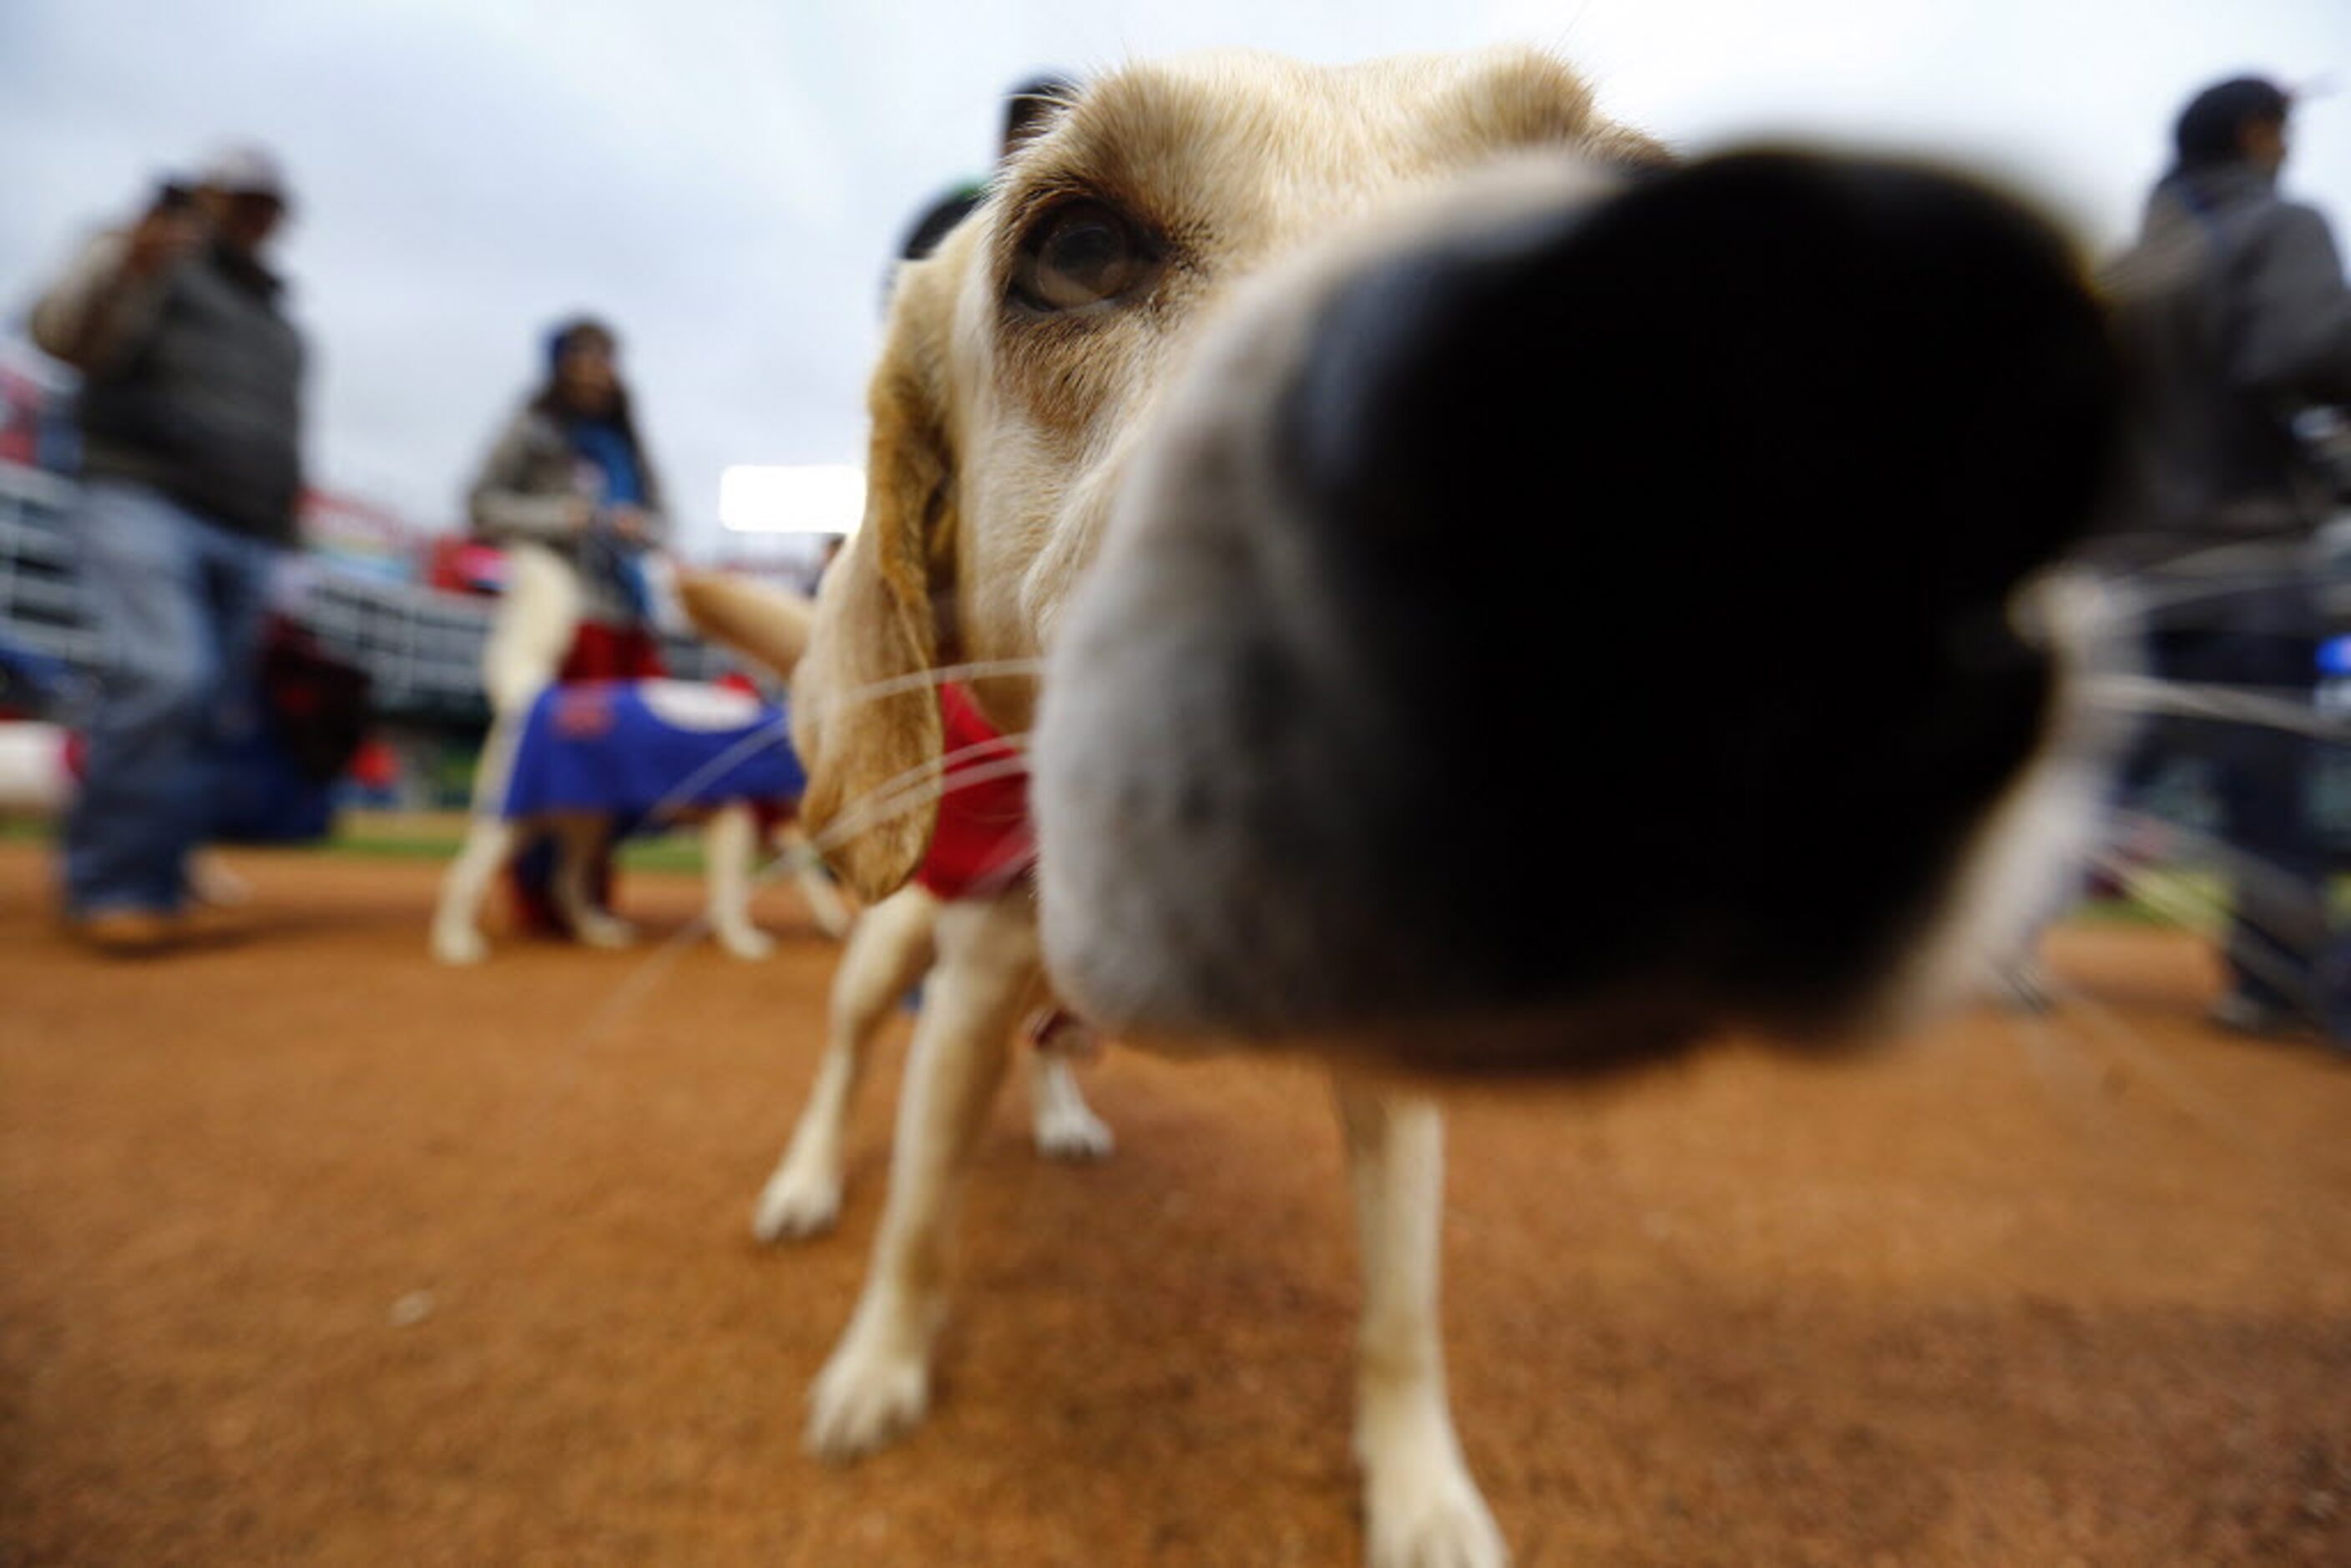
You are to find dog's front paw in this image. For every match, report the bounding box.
[716,923,776,961]
[1358,1407,1508,1568]
[1033,1099,1115,1162]
[574,913,637,950]
[806,1311,932,1459]
[432,925,488,966]
[1363,1469,1508,1568]
[1029,1055,1115,1162]
[751,1157,843,1242]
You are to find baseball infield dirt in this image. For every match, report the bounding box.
[3,839,2348,1565]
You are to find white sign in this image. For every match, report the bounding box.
[719,463,866,535]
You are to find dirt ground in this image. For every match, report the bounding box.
[3,839,2348,1566]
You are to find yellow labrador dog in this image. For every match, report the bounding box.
[790,49,2120,1567]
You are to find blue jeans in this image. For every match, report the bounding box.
[63,480,281,917]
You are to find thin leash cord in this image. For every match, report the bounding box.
[575,656,1049,838]
[2040,979,2264,1153]
[513,654,1044,1050]
[2001,865,2351,1196]
[637,712,794,831]
[2085,675,2351,742]
[488,653,1043,1168]
[2049,977,2351,1192]
[564,743,1034,1053]
[483,741,1044,1258]
[2082,842,2318,1011]
[2002,971,2131,1135]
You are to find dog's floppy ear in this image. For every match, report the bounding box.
[672,569,814,681]
[792,253,961,901]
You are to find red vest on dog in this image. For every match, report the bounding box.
[915,685,1034,900]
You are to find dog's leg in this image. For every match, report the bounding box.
[430,816,521,965]
[481,542,581,714]
[549,815,636,949]
[1337,1081,1506,1568]
[1026,1014,1114,1161]
[806,888,1039,1459]
[754,885,939,1242]
[432,703,537,965]
[777,822,857,939]
[705,802,774,960]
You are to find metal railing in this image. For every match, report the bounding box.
[0,463,726,728]
[0,463,98,674]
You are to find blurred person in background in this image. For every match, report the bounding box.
[468,315,669,694]
[466,315,671,935]
[2101,74,2351,1040]
[28,145,305,956]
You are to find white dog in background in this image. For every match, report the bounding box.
[429,564,850,965]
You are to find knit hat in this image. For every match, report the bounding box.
[545,316,618,373]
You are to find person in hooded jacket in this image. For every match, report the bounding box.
[2102,75,2351,1039]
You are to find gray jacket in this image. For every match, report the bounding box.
[30,231,306,544]
[467,404,669,625]
[2101,162,2351,560]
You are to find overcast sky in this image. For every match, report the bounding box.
[4,0,2345,561]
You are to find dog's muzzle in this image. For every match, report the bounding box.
[1034,151,2124,1074]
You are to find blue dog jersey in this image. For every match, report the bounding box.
[501,680,806,823]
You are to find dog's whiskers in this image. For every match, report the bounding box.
[2094,578,2317,625]
[2081,675,2346,741]
[569,734,1032,1054]
[755,741,1036,893]
[633,715,796,833]
[799,659,1049,724]
[2094,536,2315,589]
[2128,538,2314,577]
[579,663,1050,847]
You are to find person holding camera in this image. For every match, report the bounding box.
[29,145,306,955]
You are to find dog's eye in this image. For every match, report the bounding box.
[1012,200,1155,312]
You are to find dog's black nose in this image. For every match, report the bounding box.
[1256,152,2125,1060]
[1283,150,2120,607]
